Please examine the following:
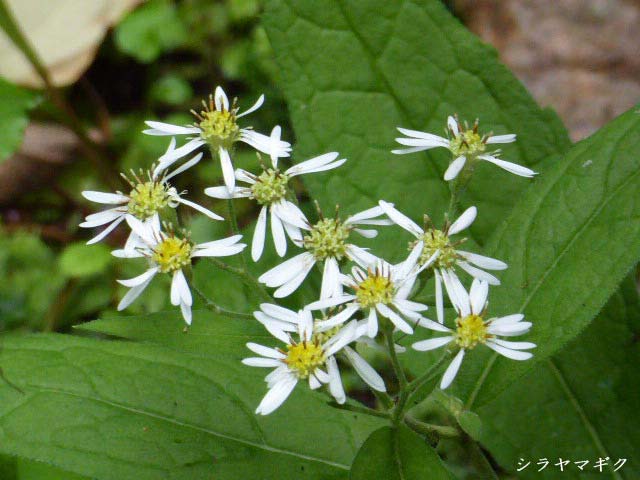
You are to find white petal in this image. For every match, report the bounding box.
[125,215,158,246]
[143,121,200,136]
[376,304,413,334]
[285,152,342,177]
[178,197,224,221]
[242,357,283,368]
[305,295,356,311]
[489,338,536,350]
[154,138,205,176]
[316,304,359,330]
[219,147,235,192]
[196,234,244,249]
[247,342,286,359]
[412,336,454,351]
[346,245,379,269]
[259,303,300,324]
[308,374,322,390]
[273,260,315,298]
[259,252,315,287]
[396,127,449,147]
[240,130,291,158]
[478,154,537,178]
[327,356,346,404]
[435,270,444,324]
[486,134,516,144]
[486,342,534,360]
[469,279,489,315]
[170,270,191,306]
[489,314,524,326]
[378,200,423,237]
[457,261,501,285]
[487,322,532,336]
[252,207,268,261]
[391,146,434,155]
[457,251,507,270]
[117,267,159,288]
[255,376,298,415]
[344,346,386,392]
[204,186,249,199]
[237,93,264,118]
[415,317,452,333]
[440,350,465,389]
[353,228,377,238]
[393,298,428,313]
[117,273,155,310]
[80,208,124,228]
[214,86,229,111]
[163,151,203,181]
[180,302,192,325]
[448,206,477,235]
[82,191,128,205]
[320,257,341,300]
[85,216,125,245]
[447,116,459,136]
[270,207,287,257]
[441,269,470,316]
[271,201,309,231]
[367,308,378,338]
[443,156,466,181]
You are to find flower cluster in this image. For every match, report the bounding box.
[82,90,536,416]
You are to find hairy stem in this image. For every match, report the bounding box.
[404,415,459,438]
[192,285,254,320]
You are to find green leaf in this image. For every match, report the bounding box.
[263,0,569,250]
[0,77,38,161]
[149,74,193,106]
[15,458,90,480]
[114,0,187,63]
[58,242,112,278]
[350,425,452,479]
[457,105,640,407]
[0,328,384,480]
[476,275,640,478]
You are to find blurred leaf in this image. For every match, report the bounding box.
[149,74,193,106]
[0,0,139,87]
[350,425,452,479]
[0,77,38,161]
[58,242,112,278]
[455,106,640,407]
[263,0,570,253]
[477,274,640,478]
[0,330,383,479]
[227,0,260,23]
[115,0,187,63]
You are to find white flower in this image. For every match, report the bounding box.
[143,86,291,192]
[393,115,536,180]
[204,149,346,261]
[113,216,246,325]
[379,200,507,324]
[412,276,535,390]
[244,307,384,415]
[305,245,436,338]
[258,205,392,299]
[79,139,222,246]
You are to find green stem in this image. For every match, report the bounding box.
[373,389,395,410]
[392,352,450,425]
[329,401,391,419]
[385,326,407,390]
[404,415,459,438]
[206,257,272,302]
[0,0,118,190]
[192,285,254,320]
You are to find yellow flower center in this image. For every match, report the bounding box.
[312,321,341,344]
[198,109,240,149]
[285,340,326,379]
[251,169,290,205]
[449,130,486,157]
[416,229,457,268]
[455,314,490,350]
[127,181,171,220]
[303,218,350,261]
[355,272,395,308]
[152,236,193,273]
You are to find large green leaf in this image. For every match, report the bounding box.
[263,0,569,251]
[0,76,38,161]
[350,425,452,479]
[455,105,640,407]
[477,275,640,479]
[0,331,383,480]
